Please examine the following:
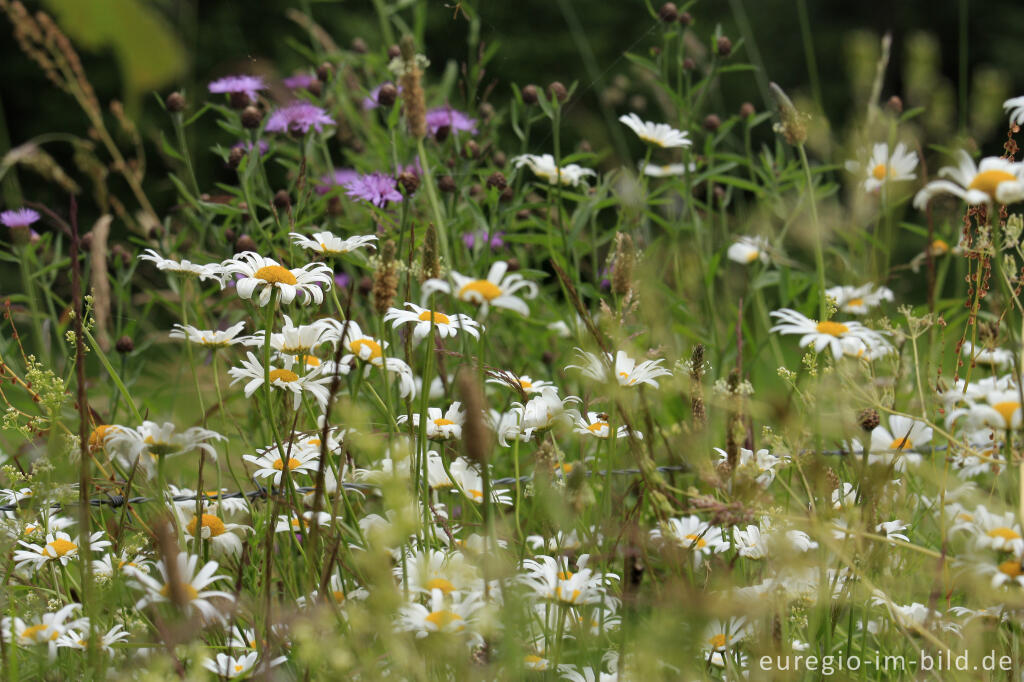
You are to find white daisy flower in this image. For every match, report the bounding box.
[952,505,1024,554]
[727,236,771,265]
[243,443,320,486]
[221,251,333,306]
[486,371,554,395]
[275,511,335,533]
[241,315,337,355]
[946,388,1023,431]
[138,249,225,286]
[496,387,581,445]
[769,308,890,360]
[567,348,672,388]
[866,414,932,469]
[618,113,690,148]
[844,142,917,192]
[290,230,378,256]
[55,623,130,658]
[1003,95,1024,127]
[179,509,252,558]
[14,531,110,572]
[913,151,1024,208]
[421,261,538,316]
[638,161,696,177]
[875,520,910,543]
[520,554,612,605]
[832,482,858,510]
[397,403,465,440]
[573,411,640,439]
[395,548,478,596]
[395,589,484,638]
[650,515,730,561]
[127,552,234,623]
[449,457,513,506]
[169,321,247,348]
[511,153,596,187]
[703,617,750,652]
[961,341,1015,370]
[105,420,225,462]
[228,352,332,410]
[383,302,481,344]
[296,571,369,609]
[202,651,287,678]
[92,550,152,579]
[825,283,894,315]
[713,446,787,486]
[1,604,87,660]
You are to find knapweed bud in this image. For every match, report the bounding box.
[703,114,721,131]
[307,80,323,97]
[716,35,733,57]
[658,2,678,23]
[377,82,398,107]
[479,102,495,122]
[500,186,514,203]
[273,190,291,210]
[351,37,368,54]
[486,171,507,190]
[547,81,568,103]
[372,239,399,314]
[434,125,451,143]
[493,151,507,168]
[886,95,903,114]
[316,62,333,82]
[241,106,262,129]
[420,223,441,282]
[465,140,480,159]
[739,102,756,118]
[857,408,880,432]
[522,84,539,105]
[398,171,420,195]
[165,91,185,113]
[235,234,257,253]
[387,44,401,59]
[438,175,457,193]
[228,146,245,169]
[115,335,134,353]
[683,57,696,71]
[506,257,520,271]
[678,11,692,25]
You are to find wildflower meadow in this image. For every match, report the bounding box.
[3,0,1024,679]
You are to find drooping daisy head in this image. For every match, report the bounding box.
[913,151,1024,209]
[511,154,596,187]
[618,113,691,148]
[727,236,771,265]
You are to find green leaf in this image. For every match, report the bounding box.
[41,0,186,106]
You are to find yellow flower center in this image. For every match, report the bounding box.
[300,354,321,367]
[745,250,760,263]
[269,368,299,383]
[846,297,864,308]
[159,582,199,601]
[468,489,484,501]
[425,610,462,629]
[307,438,321,446]
[587,421,609,433]
[331,590,345,603]
[871,163,888,181]
[457,280,502,301]
[417,310,451,325]
[426,577,456,594]
[968,169,1018,198]
[43,538,78,557]
[816,321,849,336]
[709,633,729,648]
[88,424,116,450]
[186,514,227,538]
[273,457,301,471]
[555,586,582,602]
[235,665,245,673]
[21,624,56,642]
[350,338,383,361]
[518,379,533,389]
[524,654,547,668]
[988,527,1022,542]
[557,571,574,580]
[888,437,913,451]
[684,533,708,548]
[931,239,949,254]
[253,265,297,285]
[992,401,1021,425]
[999,560,1024,577]
[433,418,455,427]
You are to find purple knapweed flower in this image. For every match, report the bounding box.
[232,140,270,156]
[317,168,360,195]
[344,172,403,207]
[283,73,317,90]
[426,106,478,137]
[462,229,505,251]
[266,102,335,135]
[1,208,40,228]
[334,273,351,289]
[208,75,267,103]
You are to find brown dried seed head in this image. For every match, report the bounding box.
[372,239,399,314]
[612,232,636,297]
[457,368,492,464]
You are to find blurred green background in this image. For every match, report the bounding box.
[2,0,1023,213]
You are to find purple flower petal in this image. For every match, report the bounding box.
[266,102,335,135]
[1,208,41,228]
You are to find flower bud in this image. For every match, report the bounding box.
[522,84,539,105]
[486,172,507,190]
[547,81,568,103]
[438,175,457,193]
[235,234,257,253]
[398,171,420,195]
[165,92,185,113]
[678,11,692,25]
[492,151,507,168]
[273,190,291,210]
[886,95,903,114]
[316,62,333,82]
[716,36,732,57]
[739,102,756,118]
[228,146,245,169]
[658,3,678,23]
[703,114,721,131]
[377,82,398,107]
[857,408,880,432]
[241,106,262,129]
[229,91,249,110]
[351,37,368,54]
[387,44,401,59]
[115,335,134,353]
[683,57,696,71]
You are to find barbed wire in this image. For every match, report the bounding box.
[0,443,964,514]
